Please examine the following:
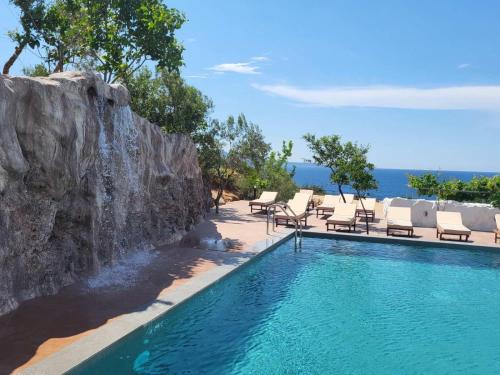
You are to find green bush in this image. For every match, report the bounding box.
[300,184,326,195]
[408,173,500,207]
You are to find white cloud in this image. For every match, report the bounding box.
[185,74,208,79]
[252,83,500,110]
[209,62,260,75]
[458,63,471,69]
[251,56,269,62]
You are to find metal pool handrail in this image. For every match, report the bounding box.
[267,202,303,248]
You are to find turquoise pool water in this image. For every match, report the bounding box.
[71,237,500,374]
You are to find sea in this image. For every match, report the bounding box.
[288,162,498,200]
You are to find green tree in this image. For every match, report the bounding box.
[303,134,350,202]
[22,63,50,76]
[5,0,185,81]
[344,142,378,233]
[125,67,213,137]
[81,0,185,82]
[234,114,271,172]
[3,0,46,74]
[408,173,500,207]
[199,115,288,213]
[199,116,248,214]
[407,173,440,197]
[39,0,86,72]
[259,141,297,201]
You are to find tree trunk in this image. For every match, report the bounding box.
[3,40,28,75]
[54,59,64,73]
[338,185,346,203]
[214,186,224,214]
[356,190,370,234]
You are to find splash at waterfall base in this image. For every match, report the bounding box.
[0,72,209,317]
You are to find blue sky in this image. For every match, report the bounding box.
[1,0,500,172]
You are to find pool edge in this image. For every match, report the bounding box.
[19,231,294,375]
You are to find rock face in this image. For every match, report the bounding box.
[0,72,207,315]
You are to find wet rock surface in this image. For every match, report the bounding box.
[0,72,207,315]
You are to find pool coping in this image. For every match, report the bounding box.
[303,229,500,252]
[19,227,499,374]
[19,230,294,375]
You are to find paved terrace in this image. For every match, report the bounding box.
[2,200,498,374]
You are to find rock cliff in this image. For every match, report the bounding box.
[0,72,207,315]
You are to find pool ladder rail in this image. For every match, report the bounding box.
[266,202,303,248]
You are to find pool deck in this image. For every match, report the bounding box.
[3,199,499,374]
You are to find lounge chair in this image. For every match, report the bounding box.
[274,193,310,227]
[326,203,357,232]
[495,214,500,244]
[436,211,471,242]
[356,198,376,222]
[299,189,315,210]
[386,206,414,237]
[316,195,340,217]
[249,191,278,213]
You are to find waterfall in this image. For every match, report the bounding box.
[93,95,142,266]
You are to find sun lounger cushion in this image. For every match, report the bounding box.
[249,191,277,205]
[275,194,309,219]
[326,203,357,224]
[386,207,413,229]
[436,211,471,235]
[317,195,340,209]
[356,198,376,211]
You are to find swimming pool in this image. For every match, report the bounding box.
[70,236,500,374]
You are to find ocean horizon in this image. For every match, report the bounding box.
[288,162,499,200]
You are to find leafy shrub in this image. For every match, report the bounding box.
[408,173,500,207]
[300,184,326,195]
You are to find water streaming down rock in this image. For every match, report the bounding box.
[0,72,208,315]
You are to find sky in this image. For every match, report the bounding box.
[1,0,500,172]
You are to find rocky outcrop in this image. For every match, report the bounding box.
[0,72,207,315]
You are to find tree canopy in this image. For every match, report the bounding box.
[303,133,377,196]
[3,0,46,74]
[408,173,500,208]
[4,0,185,81]
[125,67,213,137]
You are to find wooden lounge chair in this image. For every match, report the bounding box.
[495,214,500,244]
[316,195,340,217]
[249,191,278,213]
[326,203,357,232]
[386,206,414,237]
[299,189,315,210]
[436,211,471,242]
[356,198,376,222]
[274,193,310,227]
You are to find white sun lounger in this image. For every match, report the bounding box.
[299,189,315,210]
[386,206,414,237]
[326,203,357,232]
[356,198,377,222]
[249,191,278,213]
[495,214,500,244]
[316,195,340,217]
[436,211,471,242]
[275,193,310,227]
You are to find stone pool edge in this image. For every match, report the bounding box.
[304,229,500,252]
[19,230,294,375]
